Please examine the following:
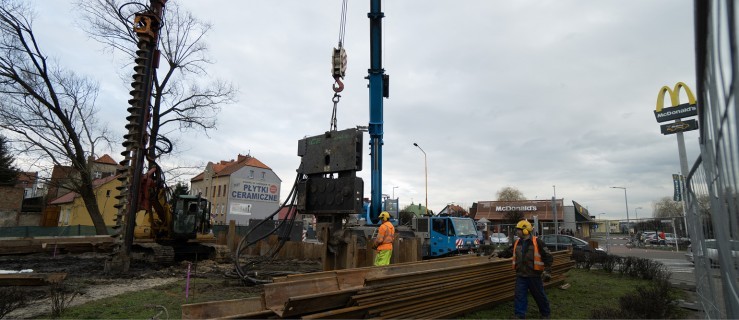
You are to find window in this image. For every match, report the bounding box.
[223,184,227,197]
[249,170,254,179]
[205,187,208,197]
[261,172,266,180]
[106,190,111,197]
[62,208,71,226]
[217,185,221,197]
[94,171,102,179]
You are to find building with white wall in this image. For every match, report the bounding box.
[190,154,281,225]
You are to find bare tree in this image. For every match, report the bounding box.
[0,1,111,234]
[76,0,236,169]
[496,187,526,224]
[496,186,526,201]
[652,196,683,218]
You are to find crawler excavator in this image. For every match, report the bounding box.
[105,0,225,273]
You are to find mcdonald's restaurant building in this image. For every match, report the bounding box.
[471,199,596,238]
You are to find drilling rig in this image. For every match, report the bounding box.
[105,0,221,273]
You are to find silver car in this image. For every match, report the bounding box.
[688,239,739,267]
[490,233,510,245]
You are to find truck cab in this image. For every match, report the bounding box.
[413,216,480,257]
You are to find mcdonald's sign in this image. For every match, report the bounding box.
[654,82,698,123]
[660,119,698,135]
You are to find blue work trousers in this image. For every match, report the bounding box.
[514,276,550,318]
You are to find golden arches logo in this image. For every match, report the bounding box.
[655,82,696,112]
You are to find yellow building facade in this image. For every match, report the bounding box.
[52,175,145,227]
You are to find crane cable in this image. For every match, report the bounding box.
[330,0,349,131]
[232,172,304,285]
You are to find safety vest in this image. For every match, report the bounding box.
[376,221,395,251]
[512,236,545,271]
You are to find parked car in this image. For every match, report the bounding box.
[647,232,690,246]
[665,234,690,246]
[490,233,510,245]
[539,234,607,260]
[691,239,739,267]
[641,231,656,243]
[645,232,674,245]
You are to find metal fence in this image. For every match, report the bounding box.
[687,1,739,318]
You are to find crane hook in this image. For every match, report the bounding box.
[333,75,344,93]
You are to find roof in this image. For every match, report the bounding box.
[472,199,564,221]
[50,165,76,180]
[191,154,272,182]
[94,154,118,165]
[572,200,593,222]
[277,205,298,220]
[49,175,119,205]
[16,172,38,186]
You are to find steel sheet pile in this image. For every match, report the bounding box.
[181,251,574,319]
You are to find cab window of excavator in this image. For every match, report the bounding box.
[174,201,198,234]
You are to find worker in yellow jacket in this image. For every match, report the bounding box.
[373,211,395,266]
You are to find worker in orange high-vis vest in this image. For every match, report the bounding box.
[373,211,395,266]
[512,219,553,319]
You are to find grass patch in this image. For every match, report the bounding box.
[46,278,257,319]
[461,268,688,319]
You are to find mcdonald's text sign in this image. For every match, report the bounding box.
[654,103,697,123]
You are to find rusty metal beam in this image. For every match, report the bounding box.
[181,297,265,319]
[182,252,575,319]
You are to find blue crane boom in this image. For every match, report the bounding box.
[368,0,389,224]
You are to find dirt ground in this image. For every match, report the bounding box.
[0,252,322,319]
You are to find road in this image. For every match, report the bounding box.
[591,235,695,289]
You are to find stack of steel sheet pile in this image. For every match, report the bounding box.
[182,251,574,319]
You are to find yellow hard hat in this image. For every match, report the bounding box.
[516,220,533,235]
[379,211,391,221]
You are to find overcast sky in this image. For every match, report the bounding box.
[24,0,698,220]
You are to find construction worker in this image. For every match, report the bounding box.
[512,219,553,319]
[373,211,395,266]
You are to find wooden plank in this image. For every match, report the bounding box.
[227,220,236,253]
[0,273,67,286]
[181,297,264,319]
[0,236,116,255]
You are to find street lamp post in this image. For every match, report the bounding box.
[610,186,630,234]
[634,207,642,220]
[599,212,610,251]
[413,143,428,216]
